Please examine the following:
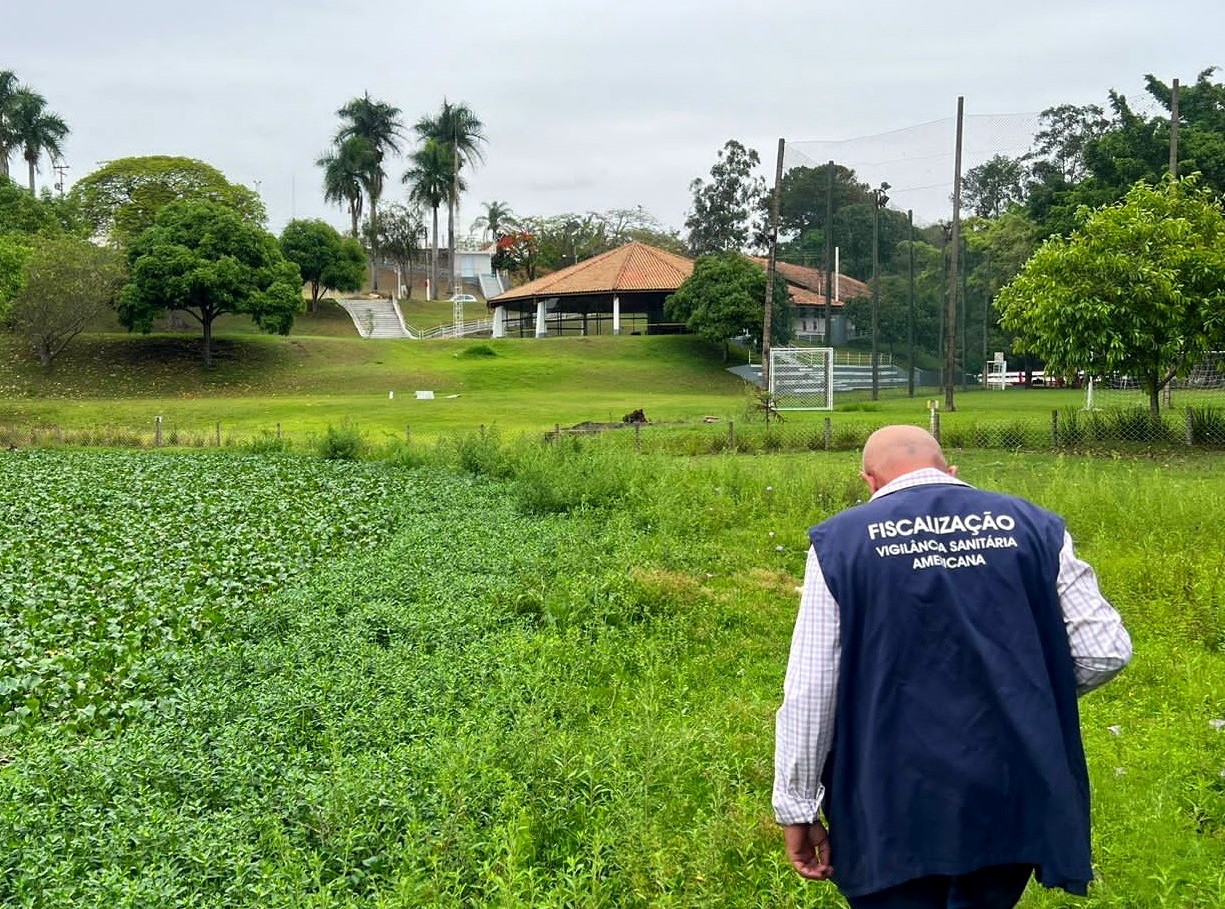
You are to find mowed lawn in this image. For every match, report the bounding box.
[0,307,1112,446]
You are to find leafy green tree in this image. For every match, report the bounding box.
[998,176,1225,420]
[0,179,81,237]
[7,236,125,367]
[414,100,486,295]
[333,93,406,290]
[1028,104,1111,183]
[963,155,1028,218]
[119,200,302,366]
[8,89,68,194]
[0,235,33,321]
[403,139,457,299]
[685,140,765,255]
[772,161,869,256]
[1027,71,1225,237]
[472,200,516,243]
[376,203,427,297]
[279,219,365,312]
[318,135,376,240]
[666,252,791,357]
[70,156,265,248]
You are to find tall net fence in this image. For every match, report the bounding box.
[774,110,1042,392]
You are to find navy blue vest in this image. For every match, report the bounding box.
[810,480,1091,898]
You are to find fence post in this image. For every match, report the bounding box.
[406,424,411,444]
[1051,409,1059,446]
[728,421,735,450]
[215,422,221,447]
[824,417,832,451]
[480,424,486,439]
[555,423,561,444]
[932,411,941,444]
[276,422,282,440]
[1185,409,1194,446]
[635,421,641,452]
[155,415,163,448]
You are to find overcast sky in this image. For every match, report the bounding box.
[5,0,1222,238]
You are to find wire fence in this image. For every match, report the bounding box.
[5,389,1222,457]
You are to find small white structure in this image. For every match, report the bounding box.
[986,351,1008,390]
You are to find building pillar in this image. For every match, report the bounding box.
[535,299,548,338]
[492,305,506,338]
[613,295,622,335]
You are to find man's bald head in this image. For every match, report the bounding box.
[860,425,955,493]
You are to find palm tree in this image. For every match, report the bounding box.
[403,139,463,301]
[472,200,517,243]
[10,90,68,194]
[334,93,405,290]
[414,101,485,294]
[0,70,24,182]
[318,136,376,240]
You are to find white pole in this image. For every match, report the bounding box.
[835,246,840,302]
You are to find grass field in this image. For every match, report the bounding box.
[1,442,1222,907]
[3,321,1181,452]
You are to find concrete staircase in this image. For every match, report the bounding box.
[337,298,415,339]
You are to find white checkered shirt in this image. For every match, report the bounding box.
[772,468,1132,826]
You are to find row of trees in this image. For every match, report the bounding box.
[0,70,69,194]
[317,94,486,298]
[1,154,377,366]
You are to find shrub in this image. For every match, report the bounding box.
[458,343,498,358]
[317,424,366,460]
[243,431,292,455]
[1185,406,1225,447]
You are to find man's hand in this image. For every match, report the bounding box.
[782,821,833,880]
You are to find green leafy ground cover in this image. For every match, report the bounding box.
[1,444,1223,907]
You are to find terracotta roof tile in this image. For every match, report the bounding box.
[748,256,871,303]
[491,241,694,302]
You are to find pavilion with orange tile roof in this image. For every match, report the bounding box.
[488,241,695,337]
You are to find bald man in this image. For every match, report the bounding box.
[774,425,1131,909]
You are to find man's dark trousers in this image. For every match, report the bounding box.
[847,863,1034,909]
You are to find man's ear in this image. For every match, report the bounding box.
[947,465,958,478]
[860,470,880,494]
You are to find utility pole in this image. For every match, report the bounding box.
[823,160,834,343]
[945,96,965,412]
[907,209,915,397]
[870,182,890,401]
[762,138,785,394]
[1169,78,1181,178]
[52,161,69,197]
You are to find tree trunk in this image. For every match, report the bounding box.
[430,206,440,301]
[448,198,456,296]
[369,194,380,291]
[349,202,359,241]
[310,279,321,313]
[38,342,52,368]
[27,156,36,194]
[0,145,9,179]
[202,312,214,367]
[1150,386,1161,424]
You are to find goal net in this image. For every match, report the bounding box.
[1086,352,1225,410]
[769,347,835,411]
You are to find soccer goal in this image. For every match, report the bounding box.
[769,347,835,411]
